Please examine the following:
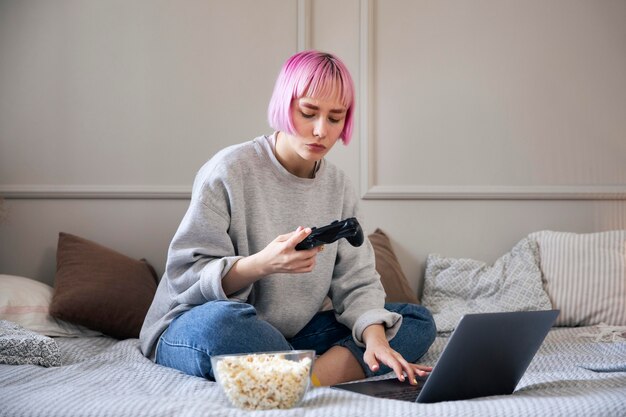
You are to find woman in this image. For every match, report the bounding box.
[139,50,436,386]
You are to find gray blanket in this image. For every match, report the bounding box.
[0,327,624,417]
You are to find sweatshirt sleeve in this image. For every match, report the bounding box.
[328,181,402,347]
[163,171,251,307]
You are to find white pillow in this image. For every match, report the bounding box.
[422,238,553,333]
[530,230,626,327]
[0,274,101,337]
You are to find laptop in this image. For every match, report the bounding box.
[333,309,559,403]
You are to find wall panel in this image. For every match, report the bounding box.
[1,0,624,292]
[362,0,626,199]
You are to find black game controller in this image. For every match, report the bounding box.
[295,217,365,250]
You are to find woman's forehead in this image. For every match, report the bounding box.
[296,95,347,111]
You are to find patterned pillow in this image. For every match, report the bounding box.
[0,320,61,367]
[530,230,626,326]
[421,238,553,333]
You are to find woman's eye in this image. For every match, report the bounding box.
[300,112,315,119]
[328,117,341,124]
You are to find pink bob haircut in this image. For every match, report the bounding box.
[267,50,356,145]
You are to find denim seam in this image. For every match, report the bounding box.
[159,338,211,356]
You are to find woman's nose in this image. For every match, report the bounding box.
[313,119,327,139]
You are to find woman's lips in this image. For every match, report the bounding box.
[306,143,326,153]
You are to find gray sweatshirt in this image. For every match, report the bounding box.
[139,134,401,358]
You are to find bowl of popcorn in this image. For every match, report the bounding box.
[211,350,315,410]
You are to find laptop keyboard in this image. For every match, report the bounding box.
[332,376,427,402]
[373,388,421,402]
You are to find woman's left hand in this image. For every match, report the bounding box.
[362,324,432,385]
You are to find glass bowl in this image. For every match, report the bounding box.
[211,350,315,410]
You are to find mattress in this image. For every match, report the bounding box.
[1,326,625,417]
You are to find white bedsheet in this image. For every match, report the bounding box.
[1,327,624,417]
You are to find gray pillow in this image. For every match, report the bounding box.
[421,238,553,333]
[0,320,61,367]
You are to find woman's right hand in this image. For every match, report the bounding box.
[257,226,322,275]
[222,226,322,296]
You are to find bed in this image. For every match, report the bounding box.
[1,230,625,416]
[1,325,624,416]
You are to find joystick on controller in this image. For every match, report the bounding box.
[295,217,364,250]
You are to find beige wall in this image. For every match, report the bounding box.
[1,0,625,295]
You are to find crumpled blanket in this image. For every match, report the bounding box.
[577,323,626,372]
[0,320,61,367]
[578,323,626,343]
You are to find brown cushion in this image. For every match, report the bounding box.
[49,232,158,339]
[369,229,420,304]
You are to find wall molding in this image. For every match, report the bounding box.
[0,185,191,200]
[359,0,376,201]
[297,0,311,51]
[364,184,626,200]
[358,0,626,201]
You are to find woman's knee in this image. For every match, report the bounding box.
[385,302,437,361]
[388,302,436,332]
[157,300,290,379]
[171,300,289,352]
[190,300,257,337]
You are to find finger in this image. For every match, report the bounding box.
[292,251,319,268]
[403,364,431,382]
[287,251,317,272]
[378,352,404,382]
[294,245,318,257]
[275,226,302,242]
[363,350,380,373]
[391,354,414,383]
[402,360,417,385]
[413,364,433,377]
[390,359,406,382]
[287,227,311,247]
[293,258,316,273]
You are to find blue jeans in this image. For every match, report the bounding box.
[155,300,436,380]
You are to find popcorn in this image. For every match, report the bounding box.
[214,352,313,410]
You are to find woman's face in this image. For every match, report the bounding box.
[287,95,347,162]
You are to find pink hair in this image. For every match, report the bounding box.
[267,50,355,145]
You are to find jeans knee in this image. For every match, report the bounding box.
[388,302,436,334]
[407,304,437,345]
[385,302,437,361]
[171,300,254,343]
[203,300,257,327]
[157,300,290,379]
[198,300,290,353]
